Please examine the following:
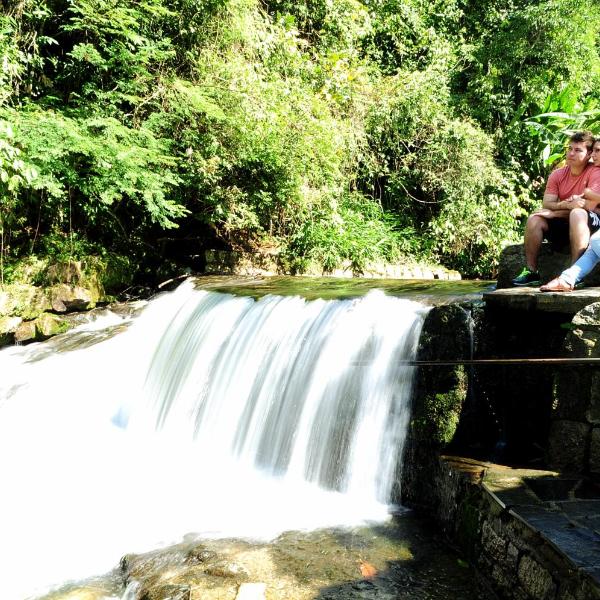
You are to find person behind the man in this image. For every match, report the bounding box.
[540,138,600,291]
[512,131,600,286]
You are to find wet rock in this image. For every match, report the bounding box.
[401,304,471,509]
[11,313,72,344]
[204,561,249,578]
[185,547,218,564]
[140,584,191,600]
[120,542,251,600]
[411,304,471,444]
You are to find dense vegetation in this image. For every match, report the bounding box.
[1,0,599,285]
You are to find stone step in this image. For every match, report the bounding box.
[483,286,600,313]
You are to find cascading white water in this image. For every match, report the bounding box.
[0,280,427,600]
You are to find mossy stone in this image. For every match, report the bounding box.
[0,315,22,347]
[35,313,71,339]
[0,284,51,320]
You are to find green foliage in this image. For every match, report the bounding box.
[425,122,526,276]
[525,85,600,171]
[285,191,418,273]
[0,120,37,284]
[455,0,600,132]
[0,0,599,284]
[2,106,185,240]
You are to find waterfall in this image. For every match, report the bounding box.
[0,280,427,599]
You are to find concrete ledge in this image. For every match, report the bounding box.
[483,287,600,314]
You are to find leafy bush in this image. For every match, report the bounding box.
[285,191,419,273]
[0,0,598,283]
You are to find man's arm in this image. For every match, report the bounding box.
[541,192,582,214]
[582,188,600,210]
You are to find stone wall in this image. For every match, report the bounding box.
[424,456,600,600]
[548,302,600,474]
[204,249,461,280]
[400,296,600,600]
[401,303,472,508]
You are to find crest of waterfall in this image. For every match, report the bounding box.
[0,280,427,600]
[135,287,427,502]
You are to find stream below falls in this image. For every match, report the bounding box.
[0,278,491,600]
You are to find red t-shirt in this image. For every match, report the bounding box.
[545,163,600,199]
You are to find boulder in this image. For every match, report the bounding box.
[14,320,37,343]
[0,284,51,320]
[50,284,97,312]
[35,313,70,339]
[46,260,84,285]
[0,315,22,347]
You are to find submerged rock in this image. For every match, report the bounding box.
[120,542,251,600]
[112,522,485,600]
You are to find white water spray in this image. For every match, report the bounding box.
[0,281,427,599]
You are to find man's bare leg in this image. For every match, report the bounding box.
[569,208,591,262]
[524,214,549,271]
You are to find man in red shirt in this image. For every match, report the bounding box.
[512,131,600,286]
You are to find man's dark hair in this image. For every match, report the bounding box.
[570,131,595,152]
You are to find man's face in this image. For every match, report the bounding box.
[592,142,600,167]
[566,141,591,170]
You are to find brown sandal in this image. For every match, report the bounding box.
[540,277,573,292]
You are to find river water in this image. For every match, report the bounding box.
[0,277,491,600]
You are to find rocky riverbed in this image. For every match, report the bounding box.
[37,514,490,600]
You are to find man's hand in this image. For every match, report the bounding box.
[564,194,586,209]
